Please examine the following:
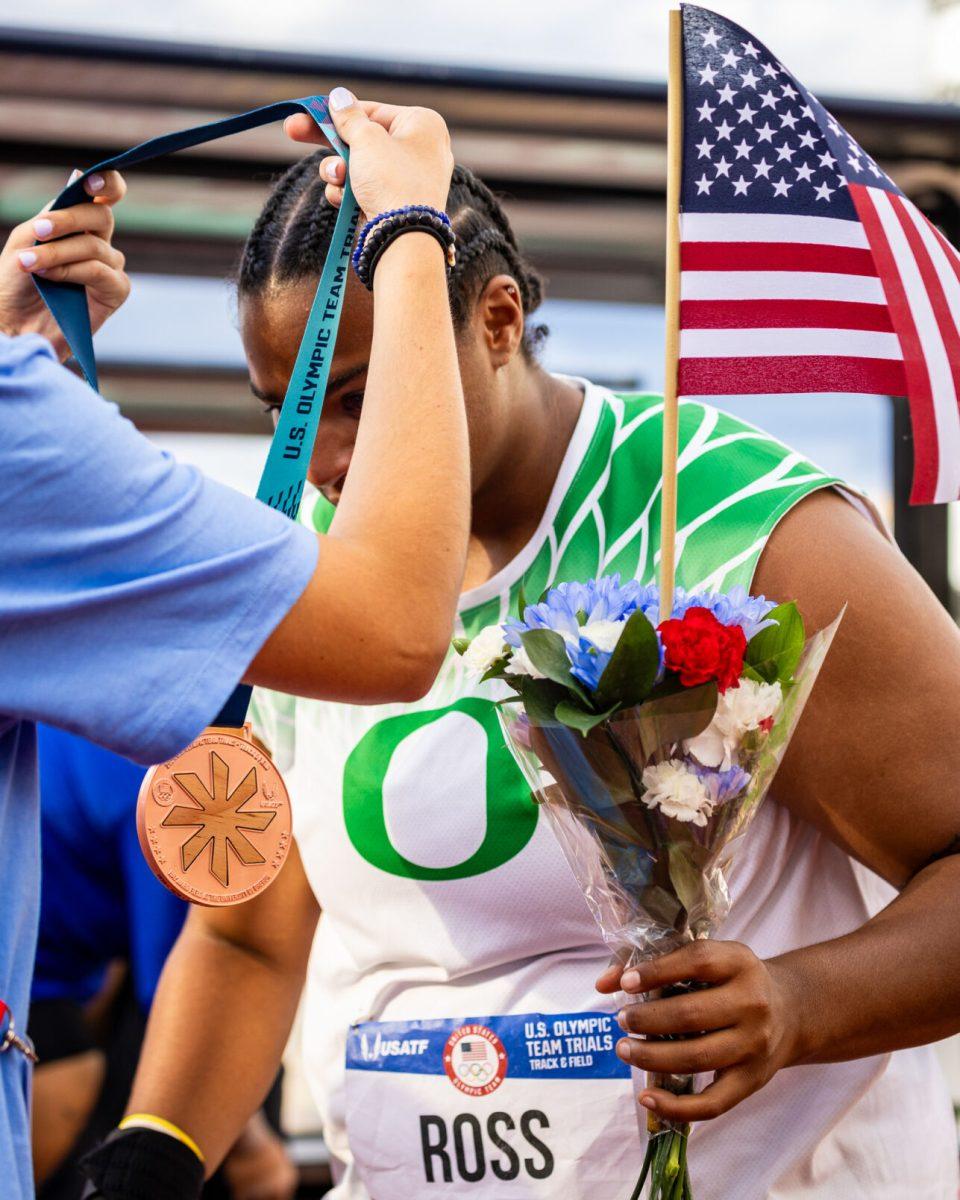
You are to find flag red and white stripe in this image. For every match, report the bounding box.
[678,197,960,503]
[678,5,960,504]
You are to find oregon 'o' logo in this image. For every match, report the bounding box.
[443,1024,508,1096]
[342,698,538,881]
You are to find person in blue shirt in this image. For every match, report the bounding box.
[0,91,468,1199]
[30,726,296,1200]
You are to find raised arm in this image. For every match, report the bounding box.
[246,95,469,704]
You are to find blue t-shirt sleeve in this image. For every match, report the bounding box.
[0,335,318,764]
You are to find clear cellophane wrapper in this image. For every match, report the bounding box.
[498,613,841,1145]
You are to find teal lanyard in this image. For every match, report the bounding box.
[35,97,361,728]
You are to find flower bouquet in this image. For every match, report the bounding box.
[455,576,841,1200]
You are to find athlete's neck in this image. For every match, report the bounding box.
[463,368,584,593]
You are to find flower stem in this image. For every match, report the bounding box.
[629,1136,656,1200]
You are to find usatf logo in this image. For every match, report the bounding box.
[443,1024,508,1097]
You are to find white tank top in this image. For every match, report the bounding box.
[253,381,957,1198]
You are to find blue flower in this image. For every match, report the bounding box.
[566,631,616,691]
[503,574,653,648]
[670,585,776,641]
[503,574,660,692]
[501,575,772,693]
[691,763,752,806]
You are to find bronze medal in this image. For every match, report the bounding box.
[136,724,291,906]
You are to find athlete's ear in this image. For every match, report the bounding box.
[476,274,525,369]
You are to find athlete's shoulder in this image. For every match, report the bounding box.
[607,388,828,479]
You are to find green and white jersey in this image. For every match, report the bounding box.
[254,379,927,1199]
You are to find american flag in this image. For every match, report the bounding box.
[459,1041,488,1062]
[679,4,960,503]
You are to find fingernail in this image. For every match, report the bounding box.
[68,169,82,185]
[17,250,37,269]
[616,1009,629,1031]
[622,969,642,991]
[615,1039,631,1062]
[329,87,355,112]
[87,173,105,192]
[325,160,341,182]
[640,1095,657,1111]
[33,218,54,239]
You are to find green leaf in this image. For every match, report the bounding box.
[554,698,620,737]
[517,677,568,726]
[595,609,661,709]
[519,629,590,704]
[480,656,510,683]
[611,681,719,766]
[452,637,471,656]
[668,844,709,925]
[745,601,805,684]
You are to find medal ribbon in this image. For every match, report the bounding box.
[34,98,361,728]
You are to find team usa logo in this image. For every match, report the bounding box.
[443,1024,508,1097]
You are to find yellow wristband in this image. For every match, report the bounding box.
[118,1114,205,1164]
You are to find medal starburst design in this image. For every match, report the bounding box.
[162,751,276,887]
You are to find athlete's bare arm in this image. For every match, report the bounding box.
[606,489,960,1120]
[127,841,319,1172]
[245,98,469,704]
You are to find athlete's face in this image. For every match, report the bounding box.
[241,272,519,507]
[242,274,374,506]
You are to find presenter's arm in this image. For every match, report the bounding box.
[245,95,468,703]
[125,841,320,1174]
[604,489,960,1120]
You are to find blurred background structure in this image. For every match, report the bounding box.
[2,1,960,1193]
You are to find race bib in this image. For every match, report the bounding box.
[344,1011,641,1197]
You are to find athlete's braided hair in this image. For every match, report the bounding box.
[237,155,548,355]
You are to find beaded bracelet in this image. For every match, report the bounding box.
[352,204,456,290]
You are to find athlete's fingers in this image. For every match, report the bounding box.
[614,1029,745,1076]
[619,941,753,994]
[324,184,344,208]
[639,1064,761,1122]
[596,955,630,995]
[17,233,124,275]
[615,983,734,1037]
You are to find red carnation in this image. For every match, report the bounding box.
[658,606,747,693]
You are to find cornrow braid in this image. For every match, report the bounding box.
[237,155,548,356]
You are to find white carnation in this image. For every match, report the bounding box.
[506,644,546,680]
[462,624,508,673]
[684,679,783,769]
[579,618,625,653]
[641,759,715,826]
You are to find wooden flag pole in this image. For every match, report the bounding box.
[659,7,684,620]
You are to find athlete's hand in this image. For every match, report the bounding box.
[284,89,453,216]
[597,941,802,1122]
[222,1112,298,1200]
[0,170,130,360]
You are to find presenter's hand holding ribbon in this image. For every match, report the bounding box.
[0,170,129,357]
[297,88,453,216]
[79,90,459,1197]
[134,90,455,909]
